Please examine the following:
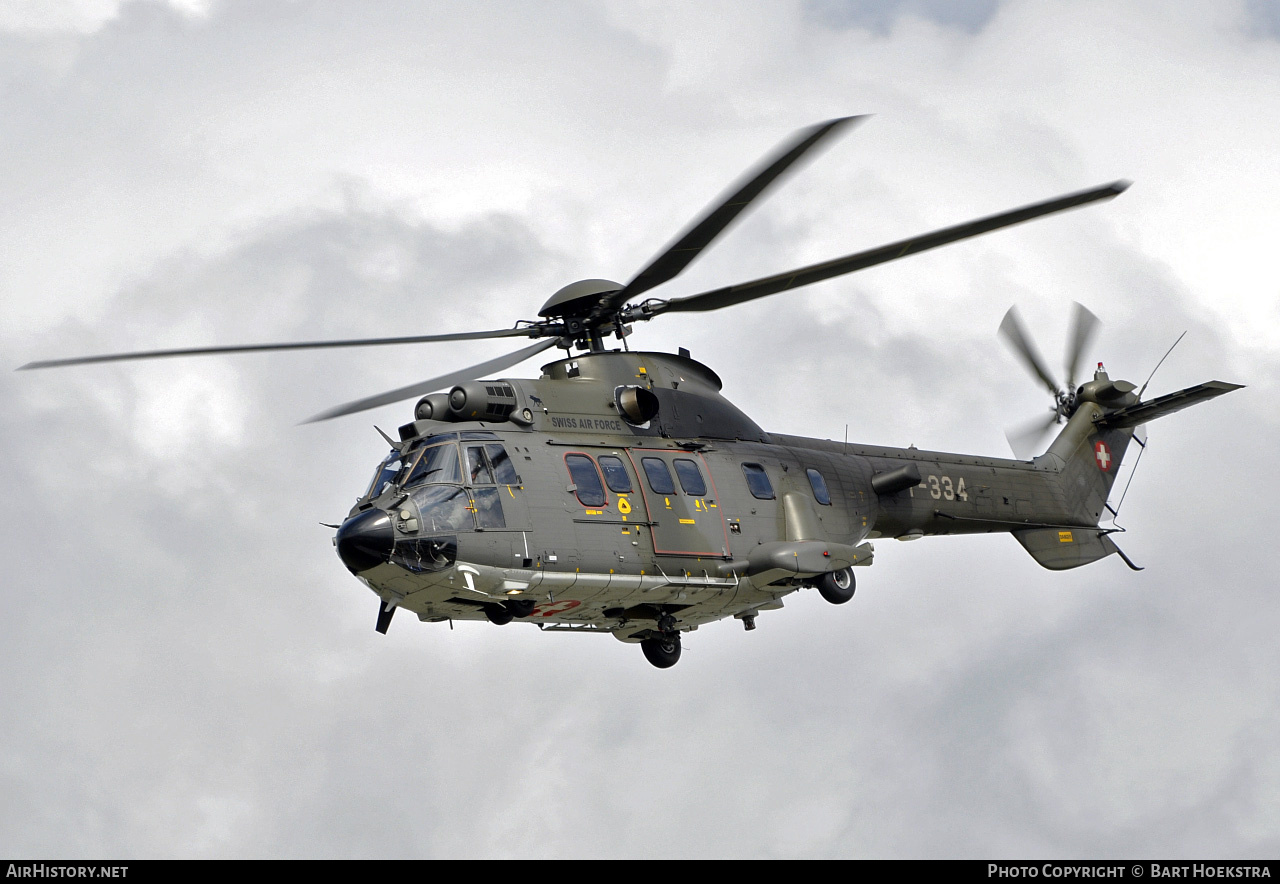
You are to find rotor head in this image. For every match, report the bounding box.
[538,279,624,319]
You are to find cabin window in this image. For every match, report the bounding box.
[564,454,607,507]
[673,458,707,496]
[485,444,521,485]
[741,463,775,500]
[641,457,676,495]
[806,468,832,506]
[598,455,633,493]
[404,441,462,486]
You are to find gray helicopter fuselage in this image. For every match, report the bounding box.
[340,350,1126,642]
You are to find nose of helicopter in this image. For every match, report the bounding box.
[335,508,394,574]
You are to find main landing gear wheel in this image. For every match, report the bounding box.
[506,598,536,618]
[641,633,682,669]
[484,604,514,625]
[816,567,856,605]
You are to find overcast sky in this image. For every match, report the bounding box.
[2,0,1278,859]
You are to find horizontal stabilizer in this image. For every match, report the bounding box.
[1014,528,1120,570]
[1096,381,1243,430]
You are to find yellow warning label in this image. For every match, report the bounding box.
[1059,531,1073,543]
[679,518,696,525]
[586,509,603,515]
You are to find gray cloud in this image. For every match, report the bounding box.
[805,0,1001,35]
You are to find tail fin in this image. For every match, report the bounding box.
[1015,379,1241,571]
[1039,403,1134,522]
[1009,408,1134,570]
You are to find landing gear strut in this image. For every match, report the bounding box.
[641,632,682,669]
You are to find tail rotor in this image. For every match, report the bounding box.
[999,302,1100,458]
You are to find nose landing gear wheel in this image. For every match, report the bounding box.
[641,633,682,668]
[816,567,856,605]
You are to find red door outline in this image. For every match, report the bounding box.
[624,449,730,557]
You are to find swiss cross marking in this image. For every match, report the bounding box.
[1094,440,1112,471]
[533,599,582,618]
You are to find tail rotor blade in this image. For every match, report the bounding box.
[1005,411,1058,460]
[999,306,1060,397]
[1064,301,1100,389]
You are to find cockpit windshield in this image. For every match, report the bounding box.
[364,450,402,500]
[363,434,513,534]
[399,439,463,487]
[361,436,465,503]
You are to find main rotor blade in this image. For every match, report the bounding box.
[600,115,865,314]
[18,326,538,371]
[302,338,559,424]
[650,181,1130,317]
[999,306,1060,396]
[1064,301,1100,389]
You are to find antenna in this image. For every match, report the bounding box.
[1137,331,1187,399]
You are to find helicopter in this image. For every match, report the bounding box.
[21,116,1242,668]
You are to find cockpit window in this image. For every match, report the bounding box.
[409,485,474,532]
[403,441,462,486]
[466,445,494,485]
[485,444,520,485]
[364,450,402,499]
[471,488,506,528]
